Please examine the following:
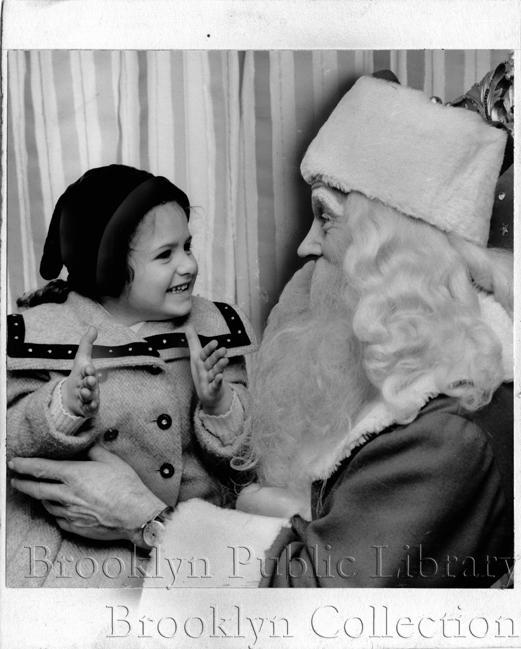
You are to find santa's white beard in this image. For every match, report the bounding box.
[248,259,374,490]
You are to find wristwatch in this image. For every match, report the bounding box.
[139,506,173,549]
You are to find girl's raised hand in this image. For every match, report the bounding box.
[62,326,100,418]
[185,324,232,415]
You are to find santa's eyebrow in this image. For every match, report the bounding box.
[312,190,343,218]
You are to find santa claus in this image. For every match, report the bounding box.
[229,73,513,586]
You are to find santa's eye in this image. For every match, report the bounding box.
[317,211,333,231]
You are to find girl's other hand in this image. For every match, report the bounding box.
[185,324,232,415]
[236,484,311,520]
[62,326,100,418]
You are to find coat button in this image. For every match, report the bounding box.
[103,428,119,442]
[159,463,175,478]
[157,414,172,430]
[148,365,162,375]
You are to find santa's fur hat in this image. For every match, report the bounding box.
[301,76,507,246]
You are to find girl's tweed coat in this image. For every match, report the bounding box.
[6,291,256,587]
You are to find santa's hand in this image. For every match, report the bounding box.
[62,326,100,417]
[185,324,232,415]
[8,447,166,546]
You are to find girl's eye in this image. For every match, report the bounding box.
[156,249,172,260]
[184,241,192,254]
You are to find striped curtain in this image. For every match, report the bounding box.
[7,49,510,336]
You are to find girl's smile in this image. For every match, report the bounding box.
[101,202,198,325]
[166,281,191,294]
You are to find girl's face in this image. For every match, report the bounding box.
[113,202,198,323]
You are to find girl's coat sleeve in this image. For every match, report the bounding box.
[7,370,98,460]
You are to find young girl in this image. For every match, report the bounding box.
[6,164,256,586]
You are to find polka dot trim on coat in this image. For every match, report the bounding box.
[7,302,251,361]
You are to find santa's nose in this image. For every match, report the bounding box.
[297,219,323,258]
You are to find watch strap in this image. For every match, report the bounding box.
[149,505,174,524]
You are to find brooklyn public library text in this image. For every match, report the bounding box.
[24,542,513,584]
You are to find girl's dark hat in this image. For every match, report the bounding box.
[40,164,190,297]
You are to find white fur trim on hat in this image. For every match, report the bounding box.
[301,76,507,246]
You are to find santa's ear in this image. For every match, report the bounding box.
[449,235,513,316]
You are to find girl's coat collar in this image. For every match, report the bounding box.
[7,292,256,371]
